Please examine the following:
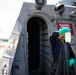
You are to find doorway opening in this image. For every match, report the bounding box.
[27,17,48,75]
[27,17,40,73]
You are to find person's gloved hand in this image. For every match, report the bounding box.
[58,27,71,35]
[69,58,75,67]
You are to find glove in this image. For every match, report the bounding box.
[69,58,75,67]
[58,27,71,35]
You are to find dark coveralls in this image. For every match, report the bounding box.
[50,32,75,75]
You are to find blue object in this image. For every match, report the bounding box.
[69,58,75,67]
[58,27,71,35]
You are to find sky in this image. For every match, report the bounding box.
[0,0,61,39]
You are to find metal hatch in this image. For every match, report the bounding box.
[11,13,53,75]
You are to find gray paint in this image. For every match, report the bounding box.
[0,2,76,75]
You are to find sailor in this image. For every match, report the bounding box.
[50,27,75,75]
